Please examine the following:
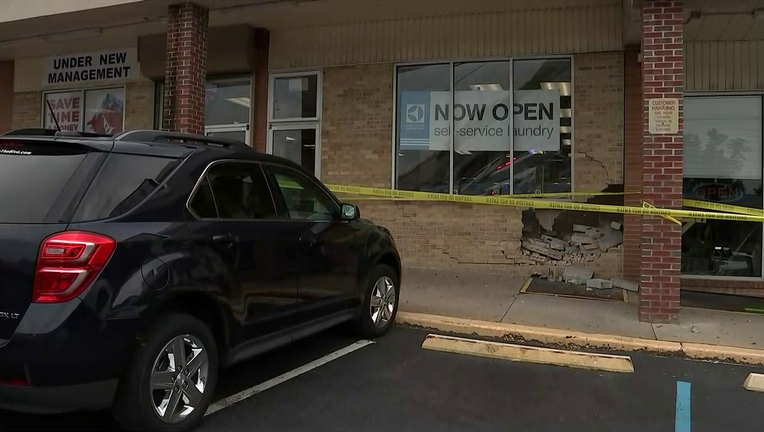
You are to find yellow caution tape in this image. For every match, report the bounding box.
[683,199,764,217]
[642,201,682,225]
[326,184,764,222]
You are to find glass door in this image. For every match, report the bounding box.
[268,123,319,175]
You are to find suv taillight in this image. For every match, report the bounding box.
[33,232,116,303]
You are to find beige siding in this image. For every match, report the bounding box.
[269,4,622,69]
[685,41,764,91]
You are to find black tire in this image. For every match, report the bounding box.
[113,313,219,432]
[354,264,400,338]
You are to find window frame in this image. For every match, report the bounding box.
[41,85,127,134]
[267,70,323,178]
[681,91,764,282]
[390,55,575,196]
[186,159,280,222]
[262,162,341,223]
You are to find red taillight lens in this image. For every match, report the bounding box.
[33,232,116,303]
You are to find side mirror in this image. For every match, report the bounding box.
[340,203,360,221]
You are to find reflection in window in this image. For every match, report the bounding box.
[272,75,318,120]
[682,95,764,277]
[512,58,572,194]
[205,77,251,126]
[272,129,316,173]
[395,64,451,193]
[454,61,511,195]
[269,166,336,221]
[206,164,276,220]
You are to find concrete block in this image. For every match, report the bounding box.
[611,277,639,292]
[571,233,597,244]
[563,267,593,283]
[610,221,622,231]
[743,373,764,392]
[586,278,614,289]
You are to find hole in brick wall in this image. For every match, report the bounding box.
[519,184,625,266]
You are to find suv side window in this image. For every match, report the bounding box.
[191,163,277,220]
[268,165,337,221]
[73,153,181,221]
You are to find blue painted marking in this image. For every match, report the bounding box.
[675,381,691,432]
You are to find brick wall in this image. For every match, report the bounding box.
[623,47,643,281]
[640,0,684,324]
[124,81,155,130]
[323,62,624,279]
[574,52,624,193]
[164,2,208,134]
[321,64,393,187]
[11,92,40,129]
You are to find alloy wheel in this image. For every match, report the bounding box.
[370,276,396,327]
[150,334,209,424]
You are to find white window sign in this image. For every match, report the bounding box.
[43,48,138,87]
[43,91,82,131]
[400,90,560,152]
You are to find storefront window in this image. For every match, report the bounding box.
[682,95,764,277]
[205,77,251,126]
[43,87,125,135]
[395,58,572,195]
[512,59,572,194]
[396,64,451,193]
[268,72,322,176]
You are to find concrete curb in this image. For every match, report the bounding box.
[397,312,764,366]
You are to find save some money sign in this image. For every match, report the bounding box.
[43,48,138,86]
[399,90,560,152]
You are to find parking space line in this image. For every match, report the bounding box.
[421,334,634,373]
[743,373,764,392]
[675,381,691,432]
[205,339,376,416]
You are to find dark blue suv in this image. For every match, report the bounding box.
[0,130,401,431]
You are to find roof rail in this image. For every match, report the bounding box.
[2,128,110,138]
[114,130,251,150]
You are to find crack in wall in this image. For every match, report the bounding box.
[578,150,614,182]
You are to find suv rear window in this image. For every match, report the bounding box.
[0,141,88,223]
[73,153,181,221]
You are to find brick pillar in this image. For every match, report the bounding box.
[164,2,208,134]
[250,28,269,153]
[0,61,14,134]
[623,47,643,281]
[640,0,684,323]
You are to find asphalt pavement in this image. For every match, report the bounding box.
[2,325,763,432]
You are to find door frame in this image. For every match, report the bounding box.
[205,124,251,146]
[267,122,321,178]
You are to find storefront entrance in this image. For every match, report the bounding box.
[205,124,250,145]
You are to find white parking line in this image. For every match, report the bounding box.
[205,339,376,416]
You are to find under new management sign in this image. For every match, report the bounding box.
[399,90,560,152]
[43,48,138,86]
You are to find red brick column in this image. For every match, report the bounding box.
[250,28,269,153]
[623,47,643,282]
[164,2,208,134]
[640,0,684,323]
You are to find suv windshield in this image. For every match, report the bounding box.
[0,141,88,223]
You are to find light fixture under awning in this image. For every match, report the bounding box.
[469,83,504,91]
[225,97,251,108]
[540,82,571,96]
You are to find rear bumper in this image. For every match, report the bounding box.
[0,299,140,413]
[0,380,118,414]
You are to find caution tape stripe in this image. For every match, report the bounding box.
[326,184,764,223]
[682,199,764,217]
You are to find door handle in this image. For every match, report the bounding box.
[212,233,238,248]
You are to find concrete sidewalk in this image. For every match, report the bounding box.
[399,267,764,351]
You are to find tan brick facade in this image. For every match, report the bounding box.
[321,64,393,188]
[574,52,624,194]
[124,81,156,130]
[11,92,41,129]
[324,57,624,279]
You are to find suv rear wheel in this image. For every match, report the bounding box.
[355,264,399,338]
[113,313,219,432]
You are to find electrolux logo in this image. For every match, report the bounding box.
[406,104,425,123]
